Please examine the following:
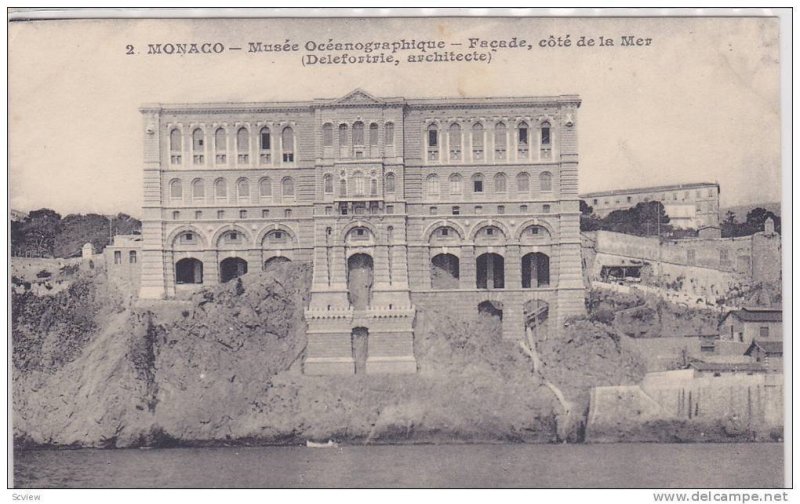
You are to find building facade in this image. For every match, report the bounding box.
[138,89,585,374]
[581,182,720,229]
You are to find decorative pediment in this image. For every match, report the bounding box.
[335,89,383,105]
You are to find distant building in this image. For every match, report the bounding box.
[745,340,783,373]
[718,307,782,345]
[81,242,94,259]
[581,182,720,229]
[104,234,142,292]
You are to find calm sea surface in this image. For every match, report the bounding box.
[14,443,784,488]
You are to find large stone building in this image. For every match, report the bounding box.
[137,89,585,374]
[581,182,720,229]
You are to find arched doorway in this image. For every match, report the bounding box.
[431,253,460,289]
[352,326,369,374]
[264,256,291,272]
[521,252,550,288]
[175,258,203,284]
[478,300,503,322]
[476,253,505,289]
[347,253,373,310]
[220,257,248,283]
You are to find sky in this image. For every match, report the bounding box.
[9,15,782,217]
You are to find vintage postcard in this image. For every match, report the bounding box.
[8,9,789,493]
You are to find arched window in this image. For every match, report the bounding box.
[522,252,550,288]
[369,123,379,146]
[370,178,378,196]
[352,121,365,145]
[384,122,395,146]
[214,128,226,163]
[494,122,507,160]
[472,123,484,159]
[322,123,333,147]
[175,258,203,284]
[192,178,204,199]
[339,123,348,145]
[494,173,507,193]
[426,174,440,196]
[169,128,182,164]
[385,172,396,193]
[517,121,529,157]
[540,171,553,192]
[339,177,347,197]
[472,173,484,193]
[237,127,249,163]
[352,171,365,196]
[259,127,271,163]
[540,121,551,159]
[449,173,463,194]
[540,121,551,145]
[192,128,205,164]
[170,179,182,199]
[427,124,439,161]
[323,173,333,194]
[449,123,462,160]
[259,177,272,197]
[282,127,294,162]
[237,178,250,199]
[516,172,530,192]
[282,177,295,197]
[214,178,227,199]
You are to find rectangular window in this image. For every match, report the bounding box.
[475,205,483,214]
[520,204,528,213]
[593,199,598,205]
[627,196,632,203]
[497,205,505,214]
[430,206,437,215]
[114,251,121,264]
[428,129,438,147]
[440,228,449,237]
[760,326,769,338]
[285,209,292,218]
[325,206,332,215]
[452,206,460,215]
[543,204,551,213]
[386,205,394,214]
[195,210,202,220]
[262,209,270,218]
[129,251,137,264]
[217,210,224,219]
[172,211,180,220]
[240,210,247,219]
[473,179,483,193]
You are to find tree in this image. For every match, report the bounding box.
[723,210,736,225]
[745,207,780,234]
[601,201,670,236]
[20,209,61,257]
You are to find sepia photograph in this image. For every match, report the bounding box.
[7,8,791,493]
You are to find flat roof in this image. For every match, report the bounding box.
[581,182,719,198]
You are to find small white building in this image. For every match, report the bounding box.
[81,242,95,259]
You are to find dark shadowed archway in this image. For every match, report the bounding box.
[347,253,374,310]
[175,258,203,284]
[431,253,460,289]
[476,253,505,289]
[264,256,291,272]
[220,257,248,283]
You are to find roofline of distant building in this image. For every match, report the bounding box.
[140,89,581,114]
[580,182,720,199]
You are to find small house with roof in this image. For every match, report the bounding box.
[718,307,782,345]
[745,340,783,373]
